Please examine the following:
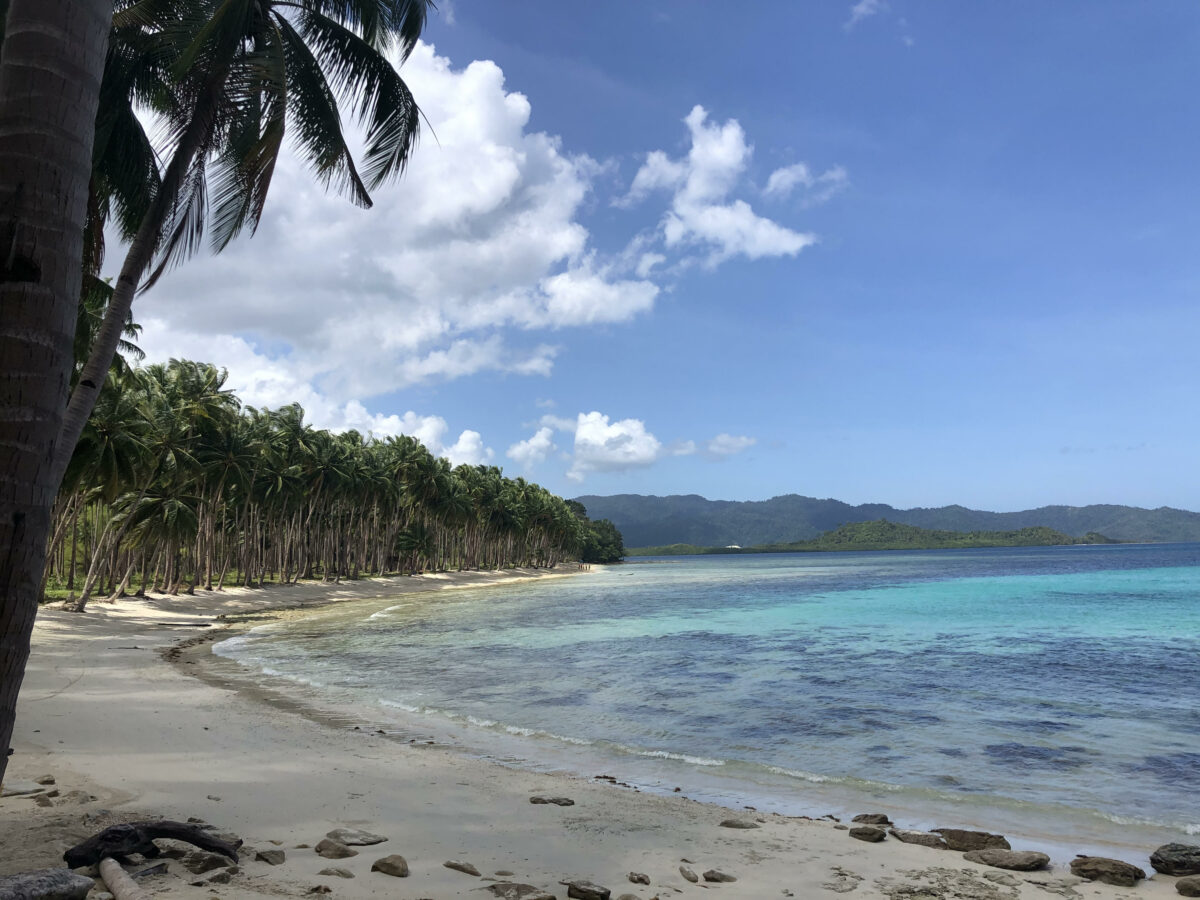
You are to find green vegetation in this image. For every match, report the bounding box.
[625,520,1118,556]
[579,493,1199,547]
[48,360,614,611]
[567,501,625,563]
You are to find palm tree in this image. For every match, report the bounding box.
[0,0,112,790]
[54,0,434,488]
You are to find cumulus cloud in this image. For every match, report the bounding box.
[137,317,494,464]
[618,106,818,267]
[507,426,557,470]
[706,433,756,456]
[131,41,659,426]
[566,411,663,481]
[519,411,756,479]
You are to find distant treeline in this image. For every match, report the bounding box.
[576,492,1200,547]
[625,520,1119,556]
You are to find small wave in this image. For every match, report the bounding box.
[467,715,498,728]
[367,604,404,620]
[378,699,423,713]
[615,745,726,767]
[1187,823,1200,836]
[259,666,325,688]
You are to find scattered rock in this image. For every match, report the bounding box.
[182,849,236,874]
[0,868,94,899]
[567,881,611,900]
[719,818,759,829]
[679,865,699,883]
[186,816,205,824]
[92,893,115,900]
[963,849,1050,871]
[34,775,56,785]
[294,843,311,849]
[445,859,481,876]
[495,870,515,876]
[206,870,233,884]
[326,827,388,845]
[833,824,849,831]
[852,813,893,826]
[318,867,355,878]
[932,828,1010,851]
[32,793,53,807]
[0,780,43,797]
[1177,875,1200,897]
[888,829,948,849]
[1152,843,1200,876]
[485,884,557,900]
[314,838,357,859]
[1069,856,1146,887]
[371,854,410,877]
[628,872,650,884]
[849,826,886,843]
[530,796,575,806]
[255,849,286,865]
[616,895,641,900]
[206,794,221,801]
[703,870,737,883]
[308,886,332,894]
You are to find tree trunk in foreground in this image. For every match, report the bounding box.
[0,0,109,788]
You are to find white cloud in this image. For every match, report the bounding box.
[846,0,886,29]
[567,411,663,481]
[619,106,818,266]
[706,433,756,456]
[539,413,578,432]
[507,426,557,470]
[443,430,493,466]
[137,317,493,464]
[763,163,849,205]
[131,41,658,421]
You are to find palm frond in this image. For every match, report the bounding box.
[297,9,420,188]
[274,12,371,207]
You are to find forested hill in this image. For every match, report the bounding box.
[573,493,1200,548]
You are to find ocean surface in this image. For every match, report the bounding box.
[214,543,1200,854]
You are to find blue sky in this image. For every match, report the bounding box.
[139,2,1200,510]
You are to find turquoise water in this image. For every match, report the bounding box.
[215,544,1200,851]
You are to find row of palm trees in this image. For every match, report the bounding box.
[49,360,594,611]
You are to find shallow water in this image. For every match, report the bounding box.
[215,543,1200,853]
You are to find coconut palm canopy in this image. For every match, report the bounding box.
[52,359,618,612]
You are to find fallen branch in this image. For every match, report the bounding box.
[99,858,148,900]
[63,820,241,868]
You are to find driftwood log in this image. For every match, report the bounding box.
[63,820,241,868]
[0,867,93,900]
[98,858,148,900]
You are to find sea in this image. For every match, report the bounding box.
[213,543,1200,858]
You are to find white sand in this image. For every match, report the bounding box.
[0,570,1185,898]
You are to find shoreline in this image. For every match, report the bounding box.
[1,568,1186,898]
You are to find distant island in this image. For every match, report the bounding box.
[575,492,1200,548]
[625,519,1120,556]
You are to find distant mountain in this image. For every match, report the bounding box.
[571,493,1200,548]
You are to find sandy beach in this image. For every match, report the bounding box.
[0,569,1187,899]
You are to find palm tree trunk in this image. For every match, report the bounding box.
[50,76,224,489]
[0,0,110,789]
